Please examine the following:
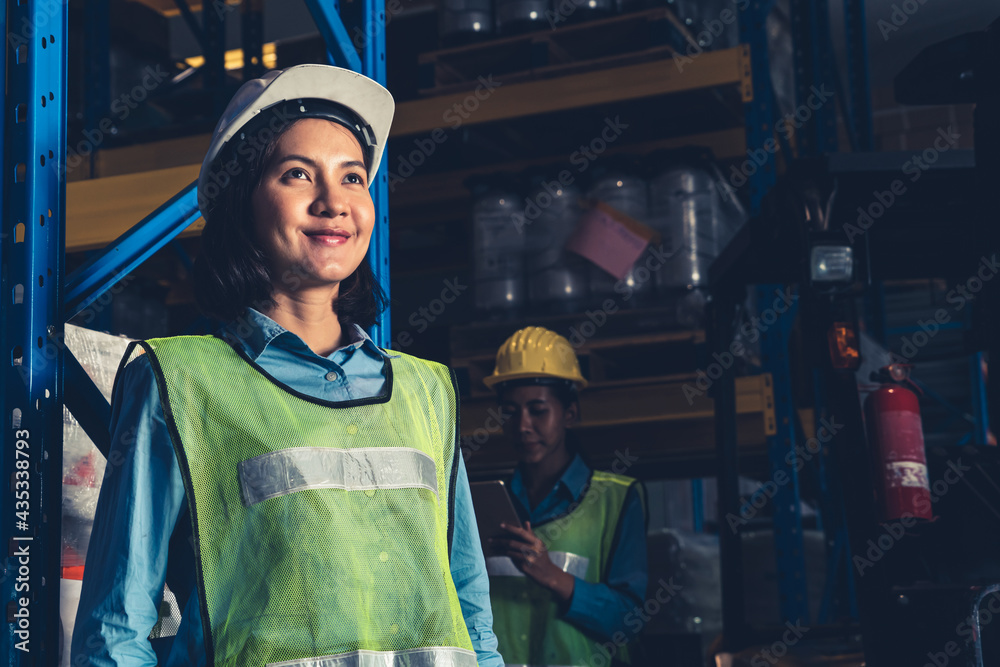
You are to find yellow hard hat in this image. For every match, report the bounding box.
[483,326,588,390]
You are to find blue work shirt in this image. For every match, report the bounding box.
[72,308,503,667]
[508,454,648,641]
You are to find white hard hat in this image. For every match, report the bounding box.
[197,64,394,198]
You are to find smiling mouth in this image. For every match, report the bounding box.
[304,229,352,244]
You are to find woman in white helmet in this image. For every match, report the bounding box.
[484,327,648,667]
[72,65,502,667]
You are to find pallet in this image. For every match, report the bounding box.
[449,304,791,478]
[418,7,696,96]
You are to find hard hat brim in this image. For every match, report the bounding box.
[484,371,588,390]
[198,64,394,197]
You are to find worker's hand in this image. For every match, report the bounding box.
[491,521,576,602]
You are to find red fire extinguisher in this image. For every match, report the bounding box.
[863,364,934,522]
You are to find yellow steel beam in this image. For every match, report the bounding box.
[66,164,203,252]
[463,407,815,479]
[90,134,211,180]
[81,124,745,184]
[391,47,746,137]
[460,374,776,435]
[66,126,744,251]
[459,372,808,476]
[129,0,240,17]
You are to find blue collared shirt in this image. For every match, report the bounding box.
[508,454,648,641]
[72,309,503,667]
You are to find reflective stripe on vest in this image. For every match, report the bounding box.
[266,647,478,667]
[137,336,474,666]
[485,552,589,579]
[239,446,440,507]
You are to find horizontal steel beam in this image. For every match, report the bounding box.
[64,181,200,320]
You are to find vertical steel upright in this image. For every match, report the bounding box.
[2,0,68,662]
[83,0,110,177]
[843,0,873,152]
[738,0,778,216]
[811,368,858,623]
[967,297,990,445]
[203,0,229,118]
[754,285,810,625]
[241,0,265,81]
[0,0,392,652]
[691,478,704,532]
[789,0,838,156]
[710,284,745,650]
[360,0,391,348]
[304,0,391,347]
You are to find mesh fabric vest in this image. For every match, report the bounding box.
[489,471,638,667]
[131,335,475,667]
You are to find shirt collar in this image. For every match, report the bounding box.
[559,453,592,500]
[511,452,592,505]
[221,308,391,362]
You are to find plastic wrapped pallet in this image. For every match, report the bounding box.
[645,528,722,651]
[62,324,132,566]
[60,324,131,666]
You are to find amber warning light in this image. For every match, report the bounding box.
[828,322,861,369]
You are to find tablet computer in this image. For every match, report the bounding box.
[470,480,523,556]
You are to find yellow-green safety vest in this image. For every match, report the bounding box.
[488,470,639,667]
[131,335,476,667]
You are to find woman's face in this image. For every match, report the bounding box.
[251,118,374,295]
[500,385,578,466]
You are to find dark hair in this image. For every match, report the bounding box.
[496,378,580,410]
[193,112,387,328]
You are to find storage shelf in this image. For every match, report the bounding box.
[65,127,746,252]
[389,127,747,216]
[65,47,750,251]
[451,306,791,479]
[461,374,807,479]
[449,304,703,355]
[416,7,695,96]
[455,327,707,397]
[71,44,747,181]
[393,47,750,136]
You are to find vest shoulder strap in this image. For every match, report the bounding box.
[591,470,638,489]
[388,351,462,552]
[386,349,452,382]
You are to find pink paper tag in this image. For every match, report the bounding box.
[567,207,650,280]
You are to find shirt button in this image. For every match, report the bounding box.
[365,489,376,497]
[379,551,389,562]
[325,371,338,381]
[347,424,358,435]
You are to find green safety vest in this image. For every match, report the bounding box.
[130,335,476,667]
[488,470,639,667]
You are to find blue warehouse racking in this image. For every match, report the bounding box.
[0,1,389,662]
[0,0,902,662]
